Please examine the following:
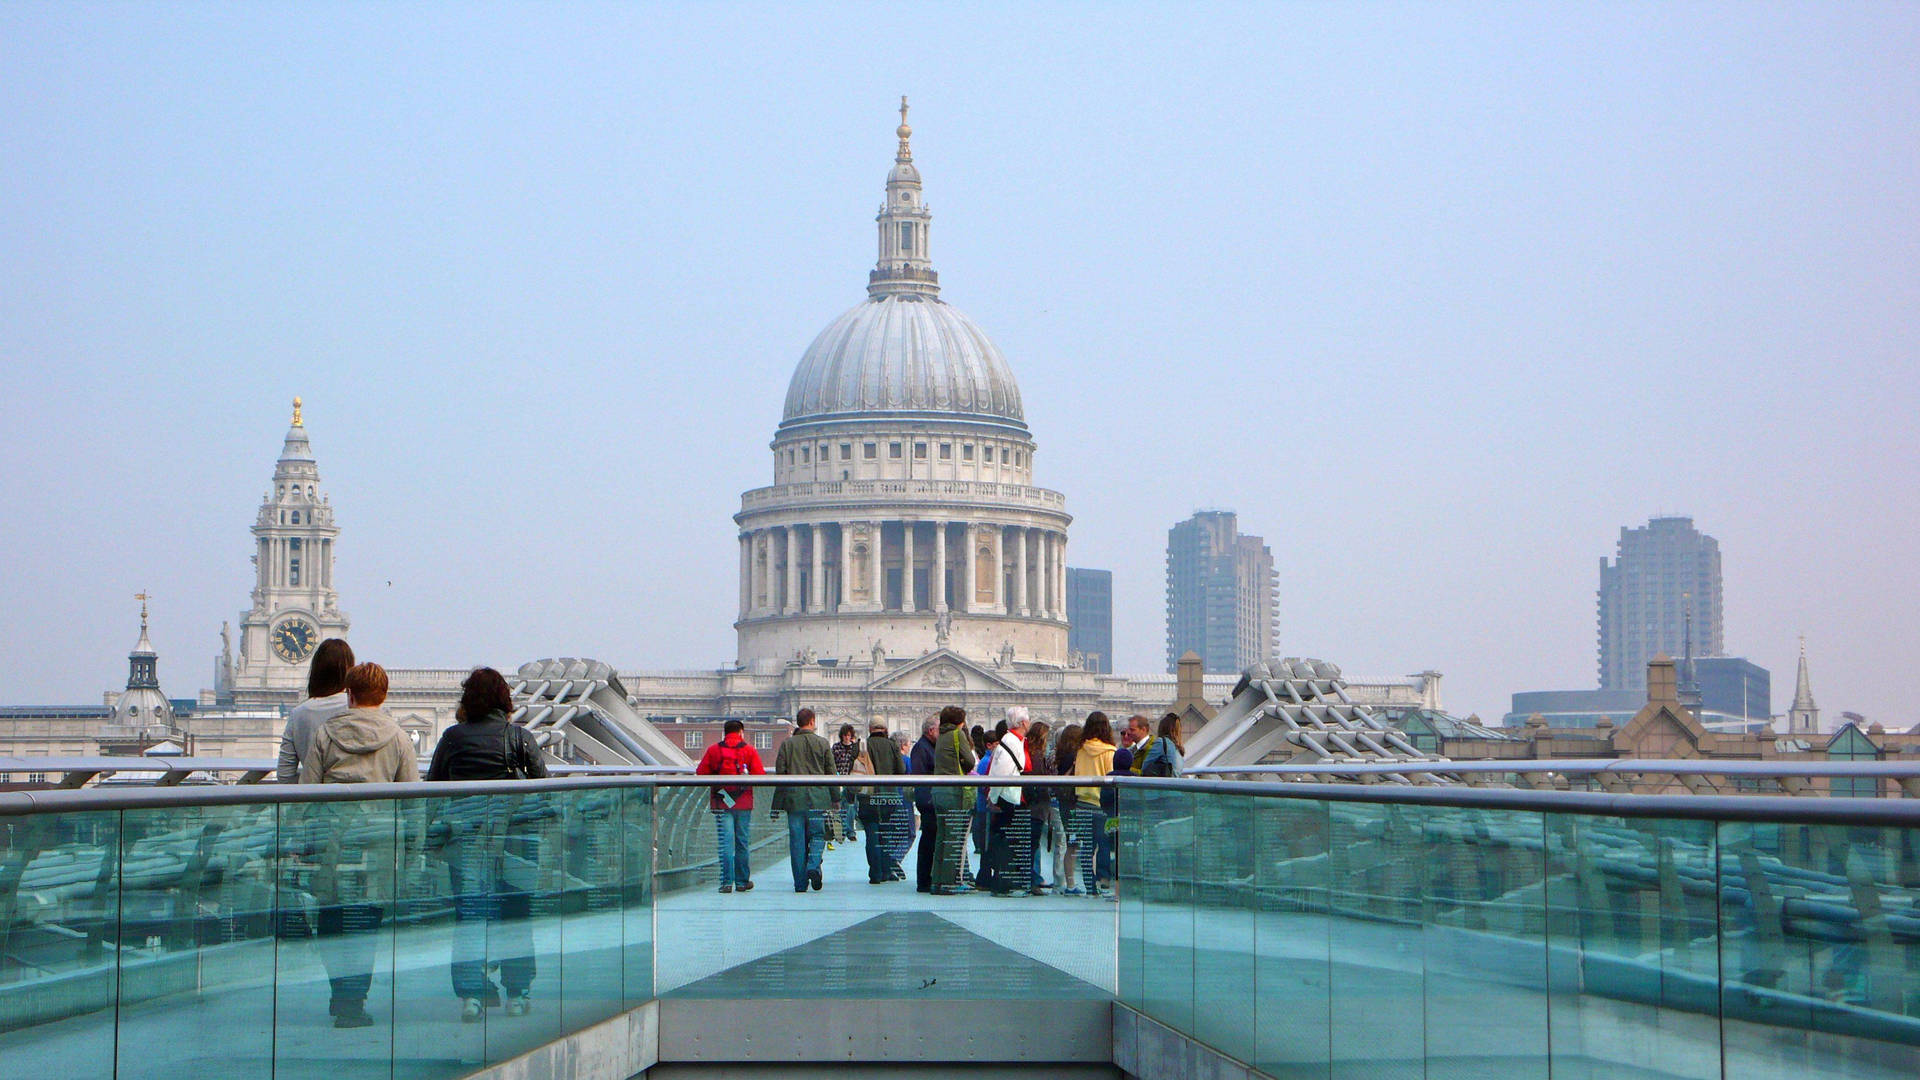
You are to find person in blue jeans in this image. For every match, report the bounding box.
[695,718,765,893]
[772,708,837,892]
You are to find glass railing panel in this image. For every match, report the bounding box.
[558,785,627,1031]
[1252,796,1330,1080]
[1116,786,1144,1013]
[115,800,279,1079]
[390,794,475,1080]
[1190,792,1256,1064]
[620,785,652,1004]
[480,788,567,1063]
[1544,814,1720,1079]
[1327,802,1423,1080]
[651,783,792,994]
[0,809,121,1079]
[274,797,401,1080]
[1130,785,1195,1035]
[1718,819,1920,1077]
[1419,806,1548,1080]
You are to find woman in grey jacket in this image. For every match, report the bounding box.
[276,638,354,784]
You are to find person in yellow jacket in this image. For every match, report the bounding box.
[1072,712,1117,896]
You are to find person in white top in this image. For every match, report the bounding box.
[983,707,1031,896]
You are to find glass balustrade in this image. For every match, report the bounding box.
[1,778,1915,1079]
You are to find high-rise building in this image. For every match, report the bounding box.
[1597,516,1722,691]
[1164,510,1277,675]
[1066,568,1113,673]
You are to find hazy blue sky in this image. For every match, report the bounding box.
[2,4,1914,724]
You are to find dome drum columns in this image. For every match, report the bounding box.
[735,518,1067,626]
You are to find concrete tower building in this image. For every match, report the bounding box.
[1164,510,1277,675]
[1598,516,1723,692]
[231,398,350,695]
[734,99,1072,669]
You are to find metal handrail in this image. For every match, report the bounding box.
[6,772,1920,828]
[1185,759,1920,778]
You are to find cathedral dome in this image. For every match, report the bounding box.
[781,294,1024,428]
[780,98,1024,431]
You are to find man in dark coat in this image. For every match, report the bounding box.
[862,720,907,883]
[772,708,837,892]
[909,718,939,892]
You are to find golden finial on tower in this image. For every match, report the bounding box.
[292,396,303,427]
[896,95,912,161]
[135,590,150,627]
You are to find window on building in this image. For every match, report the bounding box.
[683,731,704,749]
[753,732,772,749]
[939,443,951,460]
[864,443,877,460]
[914,442,927,459]
[889,443,902,459]
[787,449,795,464]
[841,443,853,460]
[962,444,974,461]
[801,446,810,463]
[899,222,913,254]
[820,443,830,461]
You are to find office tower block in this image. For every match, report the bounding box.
[1165,511,1277,675]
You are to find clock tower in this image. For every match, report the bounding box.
[231,398,350,695]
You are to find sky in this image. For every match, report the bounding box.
[1,3,1915,724]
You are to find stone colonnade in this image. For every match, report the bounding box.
[738,521,1066,620]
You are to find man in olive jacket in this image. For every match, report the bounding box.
[772,708,838,892]
[862,720,907,883]
[930,705,977,893]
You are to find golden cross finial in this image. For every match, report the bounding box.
[134,591,150,625]
[896,95,912,160]
[292,396,304,427]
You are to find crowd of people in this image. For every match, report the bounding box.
[276,637,1188,1029]
[698,703,1187,900]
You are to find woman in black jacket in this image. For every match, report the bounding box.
[428,667,549,1022]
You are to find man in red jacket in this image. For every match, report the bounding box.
[696,719,766,893]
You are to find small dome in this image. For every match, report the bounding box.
[782,295,1025,428]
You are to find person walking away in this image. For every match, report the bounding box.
[695,719,765,894]
[1023,721,1055,893]
[1073,713,1117,897]
[1052,724,1085,894]
[930,706,977,894]
[277,638,355,784]
[830,724,862,848]
[299,662,418,1028]
[772,709,837,892]
[425,667,550,1021]
[983,708,1031,896]
[862,720,907,884]
[1136,713,1185,778]
[909,719,939,893]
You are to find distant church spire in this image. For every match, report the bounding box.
[1787,636,1819,734]
[1678,594,1701,710]
[871,97,939,299]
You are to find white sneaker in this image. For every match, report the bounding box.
[460,998,483,1023]
[506,993,531,1017]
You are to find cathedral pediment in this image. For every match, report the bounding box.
[868,649,1022,693]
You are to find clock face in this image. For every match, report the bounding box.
[272,618,319,663]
